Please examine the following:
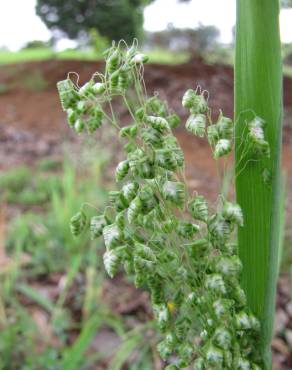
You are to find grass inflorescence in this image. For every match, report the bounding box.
[57,41,272,369]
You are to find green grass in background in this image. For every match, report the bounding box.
[0,152,157,369]
[0,48,102,65]
[0,47,191,65]
[146,48,190,64]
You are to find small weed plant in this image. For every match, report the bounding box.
[57,41,271,369]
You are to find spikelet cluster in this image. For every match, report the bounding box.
[58,42,271,369]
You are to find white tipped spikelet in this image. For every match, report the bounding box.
[102,224,123,250]
[214,139,232,159]
[217,114,233,140]
[162,181,185,207]
[215,256,242,278]
[205,345,224,366]
[249,126,265,141]
[205,274,226,295]
[213,327,232,349]
[207,124,219,146]
[93,82,106,94]
[79,81,94,97]
[145,115,169,131]
[131,53,149,64]
[182,89,196,109]
[249,314,261,332]
[237,358,251,370]
[222,201,244,226]
[121,182,139,202]
[153,304,170,331]
[185,114,206,137]
[249,116,265,129]
[193,358,204,370]
[200,329,208,340]
[248,117,270,158]
[189,195,208,222]
[235,311,251,330]
[213,299,227,318]
[90,215,108,239]
[115,160,130,182]
[208,215,232,242]
[103,249,122,278]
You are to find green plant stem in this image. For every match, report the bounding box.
[235,1,283,368]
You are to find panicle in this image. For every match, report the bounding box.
[57,42,264,369]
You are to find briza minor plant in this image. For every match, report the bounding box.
[57,41,270,369]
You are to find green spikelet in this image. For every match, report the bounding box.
[67,108,78,128]
[214,139,232,159]
[120,125,138,138]
[74,118,85,133]
[57,79,79,111]
[191,92,208,114]
[87,113,103,134]
[102,224,124,250]
[207,124,220,146]
[177,221,200,238]
[93,82,106,94]
[70,210,87,237]
[103,249,122,278]
[106,49,120,73]
[128,197,142,224]
[185,114,206,137]
[189,195,208,222]
[162,181,185,207]
[145,115,169,131]
[79,81,95,98]
[130,53,149,65]
[208,214,232,243]
[167,113,181,128]
[115,160,130,182]
[217,114,234,140]
[90,215,108,239]
[121,182,139,202]
[182,89,196,109]
[155,149,178,171]
[153,304,170,332]
[141,127,164,147]
[222,201,244,226]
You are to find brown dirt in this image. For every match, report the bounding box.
[0,59,292,369]
[1,59,292,168]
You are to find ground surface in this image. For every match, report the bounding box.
[0,59,291,369]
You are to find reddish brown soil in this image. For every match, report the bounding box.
[1,59,292,167]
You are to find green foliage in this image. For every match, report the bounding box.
[36,0,154,42]
[0,47,190,66]
[22,40,53,50]
[88,28,109,53]
[0,166,60,206]
[58,42,271,368]
[0,161,112,368]
[0,166,31,192]
[147,25,220,54]
[0,48,55,65]
[61,314,102,370]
